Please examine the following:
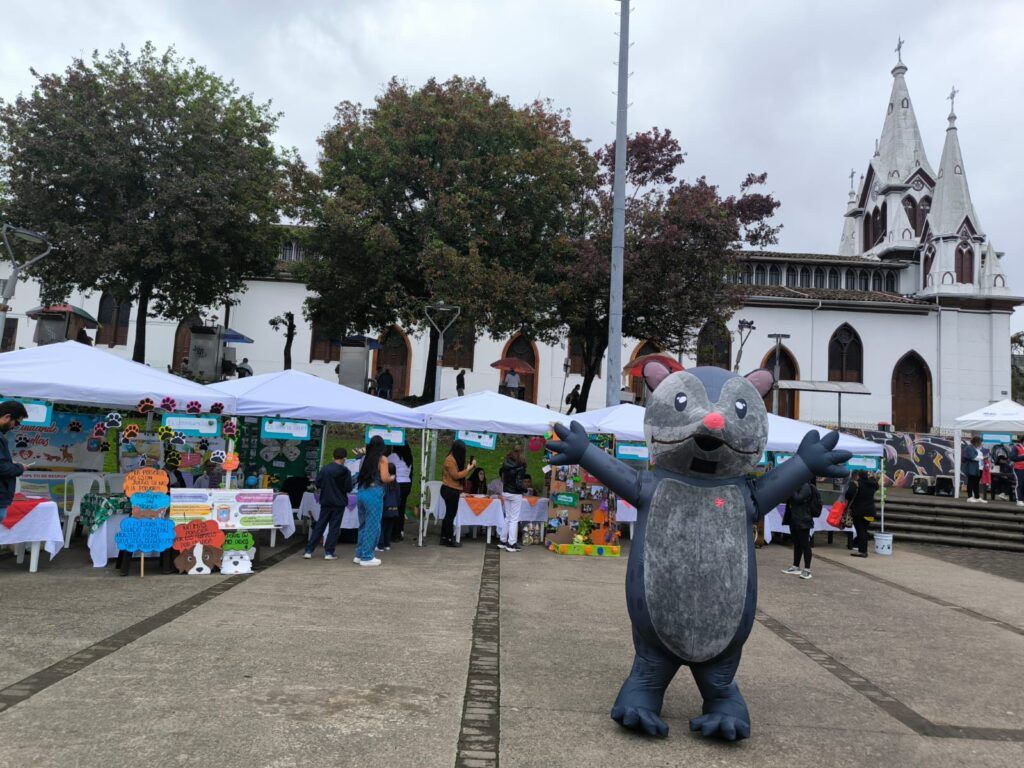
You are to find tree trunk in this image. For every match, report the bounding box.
[131,283,152,363]
[575,340,608,413]
[421,326,440,401]
[283,312,295,370]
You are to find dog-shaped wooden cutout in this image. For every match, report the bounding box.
[173,543,223,575]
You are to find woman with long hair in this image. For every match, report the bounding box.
[440,440,476,547]
[354,435,394,566]
[391,443,415,541]
[499,448,527,552]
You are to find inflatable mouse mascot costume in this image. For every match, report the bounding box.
[547,362,851,741]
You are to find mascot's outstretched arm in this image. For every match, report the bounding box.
[548,421,644,507]
[753,429,852,516]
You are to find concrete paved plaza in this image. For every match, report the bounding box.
[1,532,1022,767]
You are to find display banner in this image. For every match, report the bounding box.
[365,426,406,446]
[614,441,649,462]
[261,417,312,441]
[455,430,497,451]
[161,414,221,437]
[169,488,275,529]
[11,411,105,472]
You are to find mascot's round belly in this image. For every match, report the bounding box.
[643,480,749,663]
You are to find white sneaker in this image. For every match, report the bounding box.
[1016,501,1024,507]
[324,554,337,560]
[800,570,813,580]
[496,542,508,551]
[782,566,802,575]
[358,558,382,567]
[353,557,361,564]
[375,547,385,552]
[997,493,1009,501]
[967,497,978,503]
[302,552,312,559]
[979,498,988,503]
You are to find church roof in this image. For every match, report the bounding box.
[871,62,935,186]
[735,250,898,267]
[928,104,983,236]
[741,284,929,306]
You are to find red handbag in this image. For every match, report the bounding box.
[826,500,847,528]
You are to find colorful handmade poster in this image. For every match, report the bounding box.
[236,417,323,487]
[118,434,164,472]
[115,518,176,553]
[10,412,105,471]
[161,414,221,438]
[260,417,312,441]
[455,430,497,451]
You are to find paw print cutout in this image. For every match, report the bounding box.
[160,397,178,412]
[222,420,238,438]
[15,435,29,449]
[92,423,108,438]
[136,398,155,414]
[198,438,210,451]
[170,431,186,447]
[99,441,110,452]
[157,426,174,440]
[164,451,181,468]
[68,420,83,433]
[209,402,224,414]
[104,413,123,430]
[185,400,202,414]
[209,450,227,465]
[121,434,133,445]
[123,424,140,440]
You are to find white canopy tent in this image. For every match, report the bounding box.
[209,369,424,428]
[413,391,568,435]
[952,399,1024,498]
[569,403,883,456]
[0,341,235,411]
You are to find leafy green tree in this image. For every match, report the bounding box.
[554,129,781,411]
[297,76,596,400]
[0,43,286,362]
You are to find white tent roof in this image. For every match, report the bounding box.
[567,403,883,456]
[208,369,424,428]
[413,391,568,435]
[0,341,235,411]
[954,399,1024,432]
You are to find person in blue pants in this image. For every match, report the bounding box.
[354,435,394,566]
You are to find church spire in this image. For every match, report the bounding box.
[928,87,983,236]
[838,170,859,255]
[873,42,934,185]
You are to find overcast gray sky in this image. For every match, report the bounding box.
[3,0,1022,326]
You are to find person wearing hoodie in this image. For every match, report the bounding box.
[498,448,527,552]
[846,470,879,558]
[781,480,822,580]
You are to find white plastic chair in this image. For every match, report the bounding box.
[61,472,105,547]
[418,481,445,546]
[103,473,126,494]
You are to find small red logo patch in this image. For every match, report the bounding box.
[715,498,725,508]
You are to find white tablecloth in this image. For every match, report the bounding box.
[456,497,504,529]
[87,513,131,567]
[516,497,551,523]
[294,492,360,529]
[0,501,63,567]
[268,494,300,539]
[763,505,855,544]
[616,500,637,523]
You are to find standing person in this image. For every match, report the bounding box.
[390,444,414,542]
[962,436,983,503]
[0,401,29,524]
[1012,436,1024,507]
[504,369,521,398]
[846,470,879,558]
[163,460,187,489]
[781,480,821,580]
[465,467,488,495]
[456,369,467,397]
[377,367,394,400]
[499,448,527,552]
[304,448,353,560]
[354,436,394,566]
[981,444,993,501]
[378,462,400,552]
[236,357,254,378]
[440,440,476,547]
[194,461,224,489]
[565,384,581,415]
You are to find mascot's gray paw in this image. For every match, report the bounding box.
[689,712,751,741]
[796,429,852,479]
[611,704,669,737]
[547,421,590,466]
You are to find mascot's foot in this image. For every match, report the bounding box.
[611,703,669,737]
[688,694,751,741]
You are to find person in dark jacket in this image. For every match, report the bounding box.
[846,470,879,558]
[377,463,400,551]
[0,401,29,523]
[498,448,527,552]
[304,448,354,560]
[962,436,984,503]
[782,481,822,579]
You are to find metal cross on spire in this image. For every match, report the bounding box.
[849,169,856,189]
[895,36,905,64]
[947,85,959,113]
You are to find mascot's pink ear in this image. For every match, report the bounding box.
[745,368,775,398]
[643,361,672,393]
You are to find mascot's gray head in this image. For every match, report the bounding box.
[642,362,775,477]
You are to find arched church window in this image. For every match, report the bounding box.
[885,272,897,293]
[828,269,840,289]
[901,97,909,108]
[922,245,936,287]
[754,265,766,285]
[768,265,781,286]
[954,243,974,284]
[785,267,797,287]
[872,271,883,291]
[845,270,856,291]
[858,271,870,291]
[828,324,864,383]
[813,268,825,288]
[799,267,811,288]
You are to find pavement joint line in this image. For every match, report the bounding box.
[0,538,305,716]
[756,608,1024,742]
[454,546,500,768]
[814,553,1024,637]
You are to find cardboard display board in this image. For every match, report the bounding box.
[169,488,275,529]
[547,433,620,550]
[236,416,324,486]
[11,411,105,472]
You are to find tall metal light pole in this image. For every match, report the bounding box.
[424,302,461,481]
[733,319,756,372]
[767,333,790,415]
[605,0,630,407]
[0,225,53,343]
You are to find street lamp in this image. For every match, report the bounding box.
[767,333,790,415]
[0,225,53,344]
[423,301,461,495]
[733,319,756,372]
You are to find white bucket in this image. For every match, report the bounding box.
[874,532,893,556]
